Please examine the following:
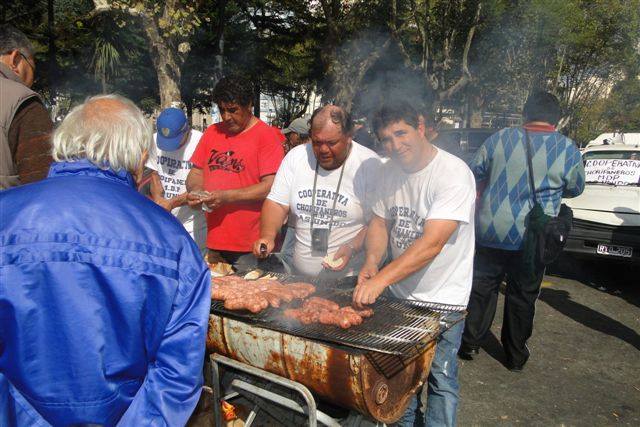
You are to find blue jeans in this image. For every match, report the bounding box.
[396,318,465,427]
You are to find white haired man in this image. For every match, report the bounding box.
[0,95,211,425]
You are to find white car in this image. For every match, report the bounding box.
[563,144,640,264]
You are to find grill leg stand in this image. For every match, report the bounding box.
[211,357,223,427]
[210,354,340,427]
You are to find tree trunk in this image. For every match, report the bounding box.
[101,72,107,93]
[91,1,185,108]
[213,0,227,81]
[48,0,56,101]
[253,82,261,118]
[141,15,183,108]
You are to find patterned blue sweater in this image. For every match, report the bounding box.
[469,125,585,250]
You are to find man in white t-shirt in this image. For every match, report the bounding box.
[353,101,476,427]
[254,105,381,278]
[147,108,207,252]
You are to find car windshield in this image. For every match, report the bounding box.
[582,150,640,186]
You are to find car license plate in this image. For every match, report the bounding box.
[597,244,633,258]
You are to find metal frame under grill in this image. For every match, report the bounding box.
[211,271,465,377]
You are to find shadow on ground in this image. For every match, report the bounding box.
[539,287,640,351]
[546,254,640,308]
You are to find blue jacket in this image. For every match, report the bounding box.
[0,160,211,426]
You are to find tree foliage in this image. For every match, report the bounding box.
[5,0,640,140]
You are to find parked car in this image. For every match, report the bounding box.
[563,144,640,265]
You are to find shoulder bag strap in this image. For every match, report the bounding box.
[523,128,538,205]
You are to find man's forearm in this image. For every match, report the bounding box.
[169,192,189,209]
[260,199,289,240]
[149,172,165,201]
[224,176,275,204]
[374,219,459,286]
[363,217,389,266]
[186,168,203,192]
[350,226,368,252]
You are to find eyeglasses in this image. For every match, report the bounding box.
[19,52,35,73]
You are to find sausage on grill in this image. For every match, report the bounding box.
[212,276,316,313]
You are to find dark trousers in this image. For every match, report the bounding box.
[462,245,545,367]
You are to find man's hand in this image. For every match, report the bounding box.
[202,190,230,211]
[156,197,174,212]
[186,191,206,209]
[322,244,354,271]
[253,238,275,259]
[357,261,379,286]
[352,276,387,308]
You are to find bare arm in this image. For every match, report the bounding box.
[253,199,290,257]
[150,171,190,211]
[186,167,204,192]
[353,219,459,306]
[355,215,390,282]
[203,175,276,210]
[323,224,370,271]
[220,174,276,204]
[185,167,205,209]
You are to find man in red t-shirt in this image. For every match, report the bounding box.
[186,75,285,264]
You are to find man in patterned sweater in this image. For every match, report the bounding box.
[460,91,585,371]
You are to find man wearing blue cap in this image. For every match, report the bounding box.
[147,107,207,252]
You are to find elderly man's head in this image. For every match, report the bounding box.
[309,105,354,170]
[52,94,152,173]
[213,74,255,135]
[0,25,36,88]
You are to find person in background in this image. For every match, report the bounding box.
[254,105,381,279]
[0,25,53,189]
[0,94,210,426]
[186,74,285,266]
[147,107,207,253]
[352,117,377,151]
[279,116,312,266]
[354,100,476,427]
[460,91,585,371]
[282,116,311,153]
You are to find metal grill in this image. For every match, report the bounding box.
[211,272,465,359]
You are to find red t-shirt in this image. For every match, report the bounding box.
[190,120,285,251]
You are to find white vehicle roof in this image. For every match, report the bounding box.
[583,144,640,153]
[585,133,640,148]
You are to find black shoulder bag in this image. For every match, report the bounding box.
[522,129,573,270]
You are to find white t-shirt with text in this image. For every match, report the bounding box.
[147,129,207,252]
[268,142,382,276]
[373,148,476,306]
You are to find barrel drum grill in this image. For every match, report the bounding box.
[207,274,464,424]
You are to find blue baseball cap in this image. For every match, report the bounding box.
[156,108,189,151]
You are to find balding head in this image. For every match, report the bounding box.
[52,94,152,173]
[309,105,354,170]
[310,105,354,137]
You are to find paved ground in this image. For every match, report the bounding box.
[457,255,640,426]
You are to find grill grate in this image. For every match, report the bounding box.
[211,273,465,360]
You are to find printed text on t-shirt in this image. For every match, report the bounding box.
[296,188,351,228]
[207,149,245,173]
[390,205,426,250]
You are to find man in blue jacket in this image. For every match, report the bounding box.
[0,94,211,426]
